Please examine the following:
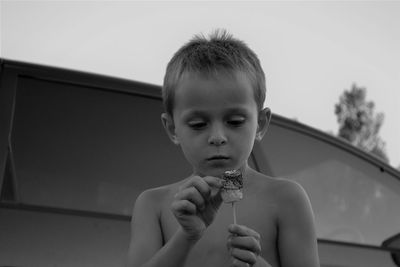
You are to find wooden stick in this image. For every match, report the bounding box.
[232,202,237,225]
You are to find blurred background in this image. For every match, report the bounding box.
[1,0,399,168]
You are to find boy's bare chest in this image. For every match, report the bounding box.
[160,193,279,266]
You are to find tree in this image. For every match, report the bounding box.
[335,84,389,163]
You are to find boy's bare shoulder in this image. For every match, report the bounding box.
[135,180,183,208]
[249,170,308,202]
[268,175,305,196]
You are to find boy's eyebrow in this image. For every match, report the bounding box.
[225,107,252,114]
[181,106,252,118]
[180,110,207,119]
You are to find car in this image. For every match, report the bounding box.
[1,59,400,267]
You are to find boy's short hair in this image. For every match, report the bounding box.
[162,29,266,116]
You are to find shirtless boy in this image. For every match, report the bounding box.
[127,30,320,267]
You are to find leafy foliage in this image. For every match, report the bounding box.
[335,84,389,163]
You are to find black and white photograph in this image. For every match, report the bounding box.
[1,1,400,266]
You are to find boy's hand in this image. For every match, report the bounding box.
[227,224,262,267]
[171,175,223,241]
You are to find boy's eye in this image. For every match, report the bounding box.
[227,116,246,126]
[188,120,207,129]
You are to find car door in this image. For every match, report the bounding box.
[0,60,192,266]
[254,114,400,267]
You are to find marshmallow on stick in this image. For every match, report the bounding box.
[221,170,243,203]
[221,170,243,224]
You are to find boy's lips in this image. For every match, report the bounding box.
[204,155,234,173]
[207,155,230,161]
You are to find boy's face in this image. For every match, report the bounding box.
[163,71,269,177]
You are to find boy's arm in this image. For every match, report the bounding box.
[277,180,320,267]
[126,189,197,267]
[127,175,223,267]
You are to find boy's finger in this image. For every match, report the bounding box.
[229,235,261,256]
[211,188,223,204]
[180,175,203,189]
[232,258,252,267]
[175,187,205,210]
[231,248,258,266]
[179,176,210,200]
[202,176,224,188]
[228,224,261,240]
[180,175,223,207]
[191,176,212,199]
[171,199,197,215]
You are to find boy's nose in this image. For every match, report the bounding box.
[208,124,227,146]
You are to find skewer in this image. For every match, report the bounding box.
[232,202,237,225]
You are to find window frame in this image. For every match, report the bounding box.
[252,112,400,251]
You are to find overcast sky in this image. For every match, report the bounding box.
[1,0,399,168]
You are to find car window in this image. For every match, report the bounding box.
[10,77,193,216]
[9,76,258,216]
[259,121,400,247]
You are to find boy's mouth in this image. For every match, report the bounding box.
[207,155,230,161]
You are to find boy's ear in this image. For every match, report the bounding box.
[256,108,272,141]
[161,113,180,145]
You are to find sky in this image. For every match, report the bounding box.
[1,0,399,168]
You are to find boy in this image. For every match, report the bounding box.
[127,30,320,267]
